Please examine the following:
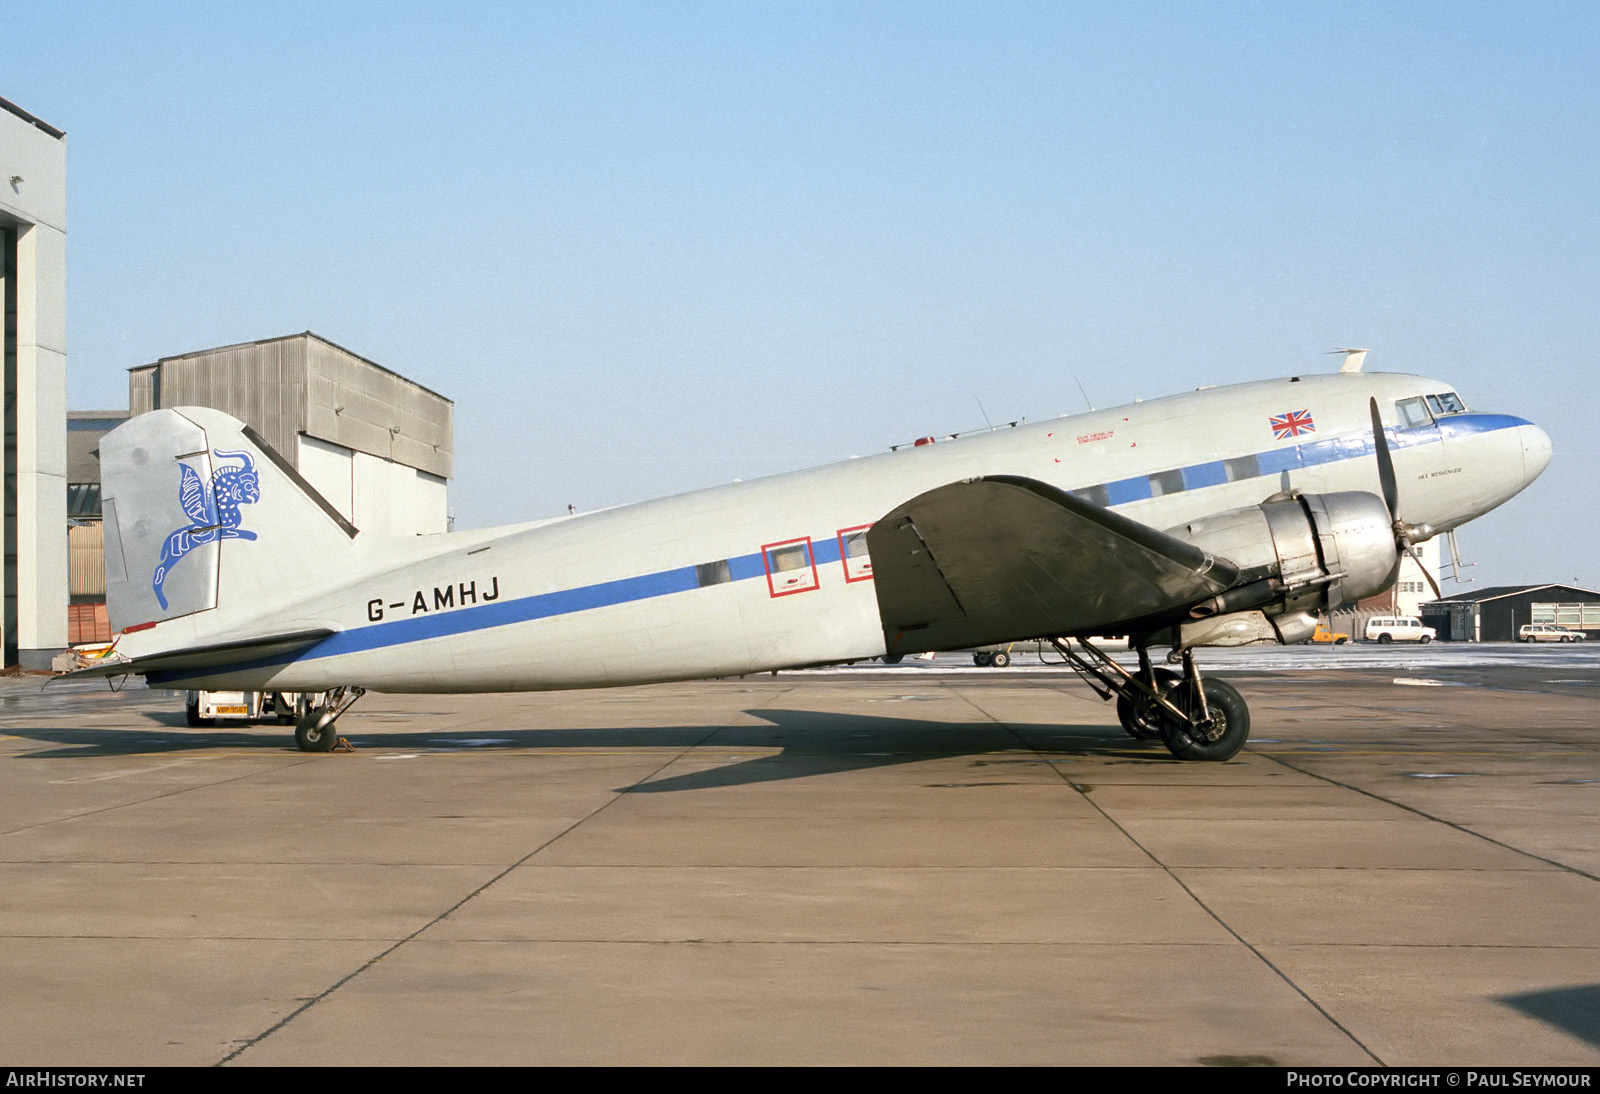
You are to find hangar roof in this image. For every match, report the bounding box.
[128,331,453,480]
[1428,584,1600,604]
[0,95,64,139]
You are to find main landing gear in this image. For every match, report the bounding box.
[294,686,366,753]
[1049,639,1251,762]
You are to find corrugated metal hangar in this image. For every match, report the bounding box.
[129,332,452,536]
[65,333,453,644]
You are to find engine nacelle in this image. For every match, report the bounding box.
[1162,491,1398,643]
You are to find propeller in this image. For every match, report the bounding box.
[1369,397,1443,600]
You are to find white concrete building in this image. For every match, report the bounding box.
[0,97,68,668]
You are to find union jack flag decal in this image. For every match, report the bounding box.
[1269,409,1316,439]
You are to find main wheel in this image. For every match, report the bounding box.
[1115,668,1181,740]
[295,712,338,753]
[990,651,1011,668]
[1159,678,1250,762]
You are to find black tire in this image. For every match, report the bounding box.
[1115,668,1182,740]
[1419,634,1431,644]
[1160,678,1251,762]
[1335,637,1349,645]
[295,714,338,753]
[268,692,295,725]
[1377,633,1392,644]
[185,696,212,728]
[881,653,904,665]
[990,651,1011,668]
[972,652,992,667]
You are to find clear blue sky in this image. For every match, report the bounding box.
[8,1,1597,588]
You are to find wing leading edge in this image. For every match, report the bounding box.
[866,475,1239,653]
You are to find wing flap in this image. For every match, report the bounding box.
[866,476,1237,652]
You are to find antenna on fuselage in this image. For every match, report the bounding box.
[1331,347,1369,373]
[1074,375,1095,411]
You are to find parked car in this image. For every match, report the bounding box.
[1365,617,1437,644]
[1518,624,1586,643]
[1311,624,1350,645]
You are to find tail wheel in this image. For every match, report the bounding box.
[1115,668,1181,740]
[1160,679,1251,762]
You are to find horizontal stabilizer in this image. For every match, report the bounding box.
[54,628,334,682]
[867,475,1238,652]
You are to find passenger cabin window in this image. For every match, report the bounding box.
[696,560,731,587]
[1223,455,1259,482]
[770,544,808,571]
[1427,391,1466,416]
[1071,484,1109,508]
[1148,469,1185,497]
[1396,397,1432,428]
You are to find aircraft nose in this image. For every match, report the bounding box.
[1521,422,1553,484]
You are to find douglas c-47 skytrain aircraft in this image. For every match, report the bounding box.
[67,355,1550,759]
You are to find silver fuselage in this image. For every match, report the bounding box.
[126,372,1550,692]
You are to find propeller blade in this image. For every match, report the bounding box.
[1369,397,1399,518]
[1406,543,1445,600]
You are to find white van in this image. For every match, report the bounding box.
[1365,617,1437,644]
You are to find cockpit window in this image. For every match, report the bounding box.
[1427,391,1466,416]
[1396,397,1432,428]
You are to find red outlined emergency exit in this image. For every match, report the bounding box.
[836,524,874,582]
[762,537,820,597]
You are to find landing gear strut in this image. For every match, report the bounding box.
[294,686,365,753]
[1049,639,1251,761]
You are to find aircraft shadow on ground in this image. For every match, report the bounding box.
[619,708,1176,792]
[1498,985,1600,1049]
[7,706,1178,783]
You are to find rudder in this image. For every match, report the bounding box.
[101,407,360,632]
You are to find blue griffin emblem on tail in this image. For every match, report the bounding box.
[151,449,261,609]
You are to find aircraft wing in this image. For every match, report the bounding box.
[52,629,335,682]
[867,475,1239,653]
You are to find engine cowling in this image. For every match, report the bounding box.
[1159,490,1398,647]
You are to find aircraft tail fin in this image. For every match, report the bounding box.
[100,407,361,633]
